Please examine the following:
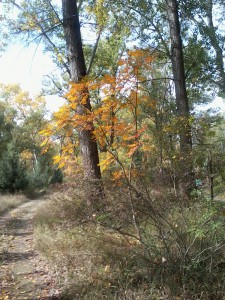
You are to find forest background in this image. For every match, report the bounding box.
[0,0,225,299]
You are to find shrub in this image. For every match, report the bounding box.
[50,168,63,185]
[27,160,63,196]
[34,179,225,299]
[0,142,28,193]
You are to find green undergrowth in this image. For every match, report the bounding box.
[33,183,225,299]
[0,194,28,215]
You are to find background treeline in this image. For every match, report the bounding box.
[0,84,63,194]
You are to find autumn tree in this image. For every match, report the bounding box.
[3,1,104,185]
[61,0,102,184]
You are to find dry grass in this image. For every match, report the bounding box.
[0,194,28,215]
[33,188,158,299]
[34,222,157,299]
[33,182,225,299]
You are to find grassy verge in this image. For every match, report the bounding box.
[33,183,225,299]
[0,194,28,215]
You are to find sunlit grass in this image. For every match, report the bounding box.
[0,194,28,215]
[33,187,153,299]
[33,182,225,299]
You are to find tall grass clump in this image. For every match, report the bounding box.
[34,177,225,299]
[0,194,28,215]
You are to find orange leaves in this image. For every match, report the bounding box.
[127,143,139,157]
[66,82,87,99]
[53,144,80,172]
[98,153,114,172]
[72,113,94,131]
[65,82,90,111]
[53,105,71,121]
[53,155,68,169]
[128,49,151,58]
[39,124,53,137]
[38,48,156,178]
[118,48,154,75]
[53,154,61,165]
[112,170,123,181]
[102,74,116,85]
[128,49,154,66]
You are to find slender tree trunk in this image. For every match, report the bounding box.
[166,0,193,199]
[190,0,225,94]
[208,150,214,201]
[205,0,225,93]
[62,0,101,182]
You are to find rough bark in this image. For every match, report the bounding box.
[166,0,193,198]
[62,0,102,182]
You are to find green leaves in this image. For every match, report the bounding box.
[0,142,28,193]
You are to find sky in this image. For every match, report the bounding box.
[0,43,65,113]
[198,97,225,114]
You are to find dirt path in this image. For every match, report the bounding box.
[0,199,61,300]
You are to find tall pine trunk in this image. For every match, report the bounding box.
[62,0,101,182]
[166,0,193,199]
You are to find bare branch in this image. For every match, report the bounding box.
[77,0,84,12]
[87,29,102,75]
[46,0,63,26]
[46,75,64,95]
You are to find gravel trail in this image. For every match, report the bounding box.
[0,199,60,300]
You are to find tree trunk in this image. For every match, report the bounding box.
[208,150,214,201]
[166,0,193,199]
[62,0,101,182]
[205,0,225,93]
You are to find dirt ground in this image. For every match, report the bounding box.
[0,199,61,300]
